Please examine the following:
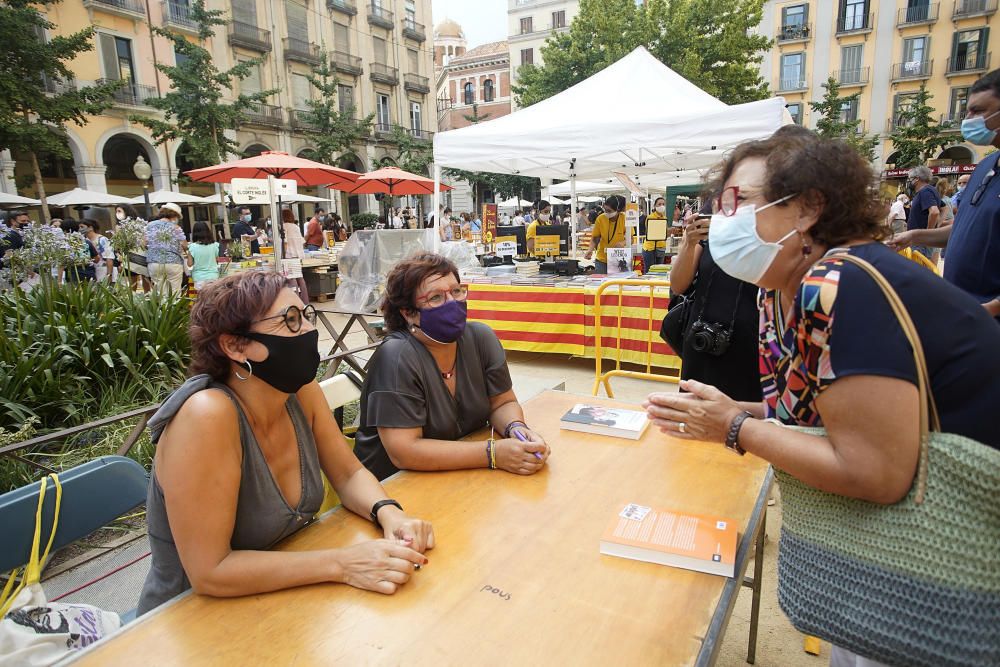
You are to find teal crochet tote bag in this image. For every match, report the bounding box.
[775,255,1000,667]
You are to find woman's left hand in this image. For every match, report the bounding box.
[643,380,743,443]
[380,510,435,554]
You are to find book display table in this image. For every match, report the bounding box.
[71,390,772,666]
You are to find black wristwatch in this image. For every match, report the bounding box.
[725,411,753,456]
[370,499,403,528]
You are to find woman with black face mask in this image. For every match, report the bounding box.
[354,252,551,481]
[137,271,434,615]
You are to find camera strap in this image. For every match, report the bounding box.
[694,264,744,331]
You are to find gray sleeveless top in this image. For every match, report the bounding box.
[137,375,324,614]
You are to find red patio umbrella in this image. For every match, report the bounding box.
[184,151,359,188]
[347,166,453,195]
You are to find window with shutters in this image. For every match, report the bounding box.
[334,23,350,52]
[405,0,416,22]
[520,48,533,65]
[893,92,918,127]
[285,0,308,39]
[948,87,969,122]
[410,101,422,134]
[232,0,258,25]
[840,44,863,82]
[338,85,354,114]
[373,37,387,64]
[376,93,391,131]
[779,52,805,89]
[408,48,419,74]
[552,11,566,28]
[952,28,988,71]
[786,103,803,125]
[463,82,474,105]
[292,73,311,110]
[240,58,262,95]
[520,17,533,34]
[840,98,859,122]
[483,79,495,102]
[903,36,928,64]
[98,34,137,85]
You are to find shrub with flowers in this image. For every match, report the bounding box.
[108,217,147,262]
[6,223,76,279]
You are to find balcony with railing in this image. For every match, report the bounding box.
[228,21,272,52]
[778,76,808,92]
[374,122,394,138]
[283,37,322,65]
[290,109,317,130]
[370,62,399,86]
[891,60,933,81]
[82,0,145,19]
[327,0,357,16]
[897,3,939,25]
[100,80,159,107]
[332,50,363,76]
[367,3,394,30]
[162,1,198,34]
[834,67,870,86]
[244,102,284,127]
[952,0,997,19]
[940,114,963,132]
[404,73,430,94]
[402,18,426,42]
[409,128,435,142]
[838,119,867,136]
[947,51,991,76]
[836,12,873,35]
[776,23,811,43]
[43,76,77,95]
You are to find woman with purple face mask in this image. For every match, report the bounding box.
[354,252,550,480]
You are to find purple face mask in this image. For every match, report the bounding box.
[416,299,467,343]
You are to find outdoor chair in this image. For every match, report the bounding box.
[317,372,363,515]
[0,456,149,620]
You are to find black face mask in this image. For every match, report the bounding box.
[241,329,320,394]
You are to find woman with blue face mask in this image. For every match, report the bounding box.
[644,130,1000,667]
[354,252,550,481]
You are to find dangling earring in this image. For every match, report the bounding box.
[235,360,253,381]
[799,231,813,258]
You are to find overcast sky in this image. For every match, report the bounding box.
[431,0,508,49]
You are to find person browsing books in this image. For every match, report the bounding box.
[525,200,552,255]
[354,252,550,481]
[585,195,634,273]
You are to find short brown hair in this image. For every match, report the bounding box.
[188,271,287,380]
[708,130,885,247]
[281,208,296,224]
[381,252,460,332]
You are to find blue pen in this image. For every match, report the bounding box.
[512,427,544,459]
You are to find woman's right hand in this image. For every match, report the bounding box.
[681,215,710,249]
[494,437,548,475]
[332,539,428,595]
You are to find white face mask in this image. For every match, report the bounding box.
[655,205,666,215]
[538,213,550,222]
[708,195,797,284]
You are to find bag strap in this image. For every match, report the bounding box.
[0,473,62,616]
[827,253,935,503]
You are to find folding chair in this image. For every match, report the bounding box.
[317,372,363,515]
[0,456,149,619]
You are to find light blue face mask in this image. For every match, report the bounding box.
[708,194,798,285]
[961,109,1000,146]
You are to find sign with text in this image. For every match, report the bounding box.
[482,203,498,245]
[496,236,517,257]
[229,178,298,204]
[607,247,633,274]
[612,171,645,198]
[883,164,977,179]
[534,235,560,257]
[625,202,640,225]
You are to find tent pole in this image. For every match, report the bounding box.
[268,174,283,275]
[570,173,578,257]
[433,164,441,253]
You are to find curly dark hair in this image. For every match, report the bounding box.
[381,252,460,332]
[188,271,288,380]
[707,129,886,247]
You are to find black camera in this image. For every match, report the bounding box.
[688,318,732,356]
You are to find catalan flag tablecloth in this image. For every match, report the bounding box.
[466,284,680,370]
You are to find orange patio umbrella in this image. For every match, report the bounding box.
[347,166,453,196]
[184,151,359,188]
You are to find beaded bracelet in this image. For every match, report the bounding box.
[504,420,528,438]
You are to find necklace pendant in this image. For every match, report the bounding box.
[442,370,454,380]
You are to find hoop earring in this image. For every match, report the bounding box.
[799,231,813,258]
[235,360,253,381]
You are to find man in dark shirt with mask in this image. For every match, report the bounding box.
[231,206,260,254]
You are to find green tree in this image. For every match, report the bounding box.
[299,54,374,166]
[809,77,880,161]
[514,0,771,108]
[130,1,276,170]
[386,125,433,176]
[887,84,952,168]
[0,0,121,222]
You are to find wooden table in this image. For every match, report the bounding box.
[70,391,772,666]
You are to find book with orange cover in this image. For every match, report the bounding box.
[600,503,737,577]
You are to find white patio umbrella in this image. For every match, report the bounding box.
[497,197,533,208]
[281,193,333,203]
[0,192,41,206]
[129,189,217,205]
[46,188,133,207]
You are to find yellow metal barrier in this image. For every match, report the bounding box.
[592,279,679,397]
[898,247,940,274]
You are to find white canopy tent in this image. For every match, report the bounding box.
[497,197,533,209]
[432,47,788,252]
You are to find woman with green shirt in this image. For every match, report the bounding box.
[186,221,220,289]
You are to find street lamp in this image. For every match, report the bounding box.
[133,155,152,220]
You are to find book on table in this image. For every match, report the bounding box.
[559,403,650,440]
[600,503,737,577]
